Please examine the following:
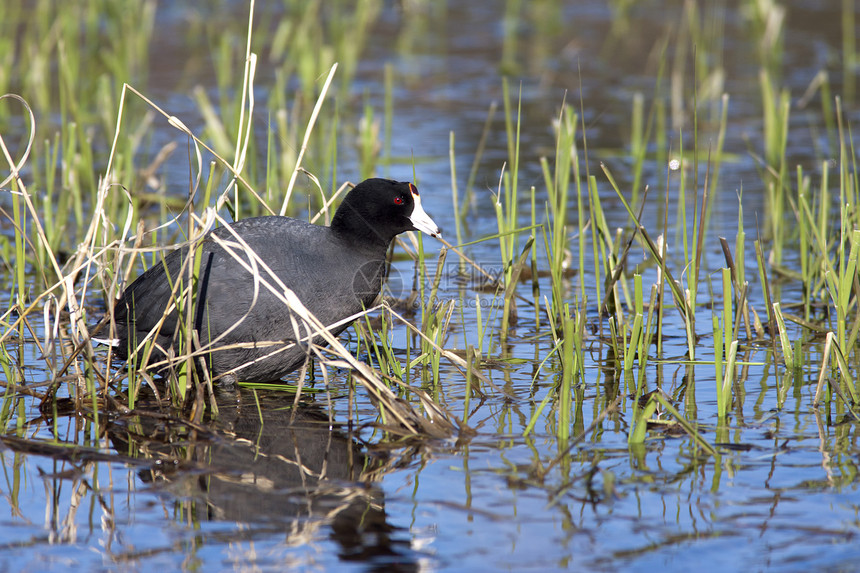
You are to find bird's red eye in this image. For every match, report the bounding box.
[394,196,404,205]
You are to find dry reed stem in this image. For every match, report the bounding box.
[280,62,339,216]
[0,94,82,335]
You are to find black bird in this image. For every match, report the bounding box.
[110,178,440,383]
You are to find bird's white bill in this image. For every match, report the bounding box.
[409,192,441,237]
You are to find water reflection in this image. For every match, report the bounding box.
[106,388,421,571]
[1,0,859,570]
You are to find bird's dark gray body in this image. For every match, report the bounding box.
[111,179,439,383]
[113,217,385,382]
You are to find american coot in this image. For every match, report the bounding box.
[111,178,440,383]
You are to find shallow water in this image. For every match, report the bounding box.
[1,1,859,571]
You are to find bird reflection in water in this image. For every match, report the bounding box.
[106,386,422,571]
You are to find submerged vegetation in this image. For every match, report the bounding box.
[0,0,858,569]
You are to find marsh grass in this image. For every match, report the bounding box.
[3,8,860,570]
[0,1,857,477]
[0,2,468,442]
